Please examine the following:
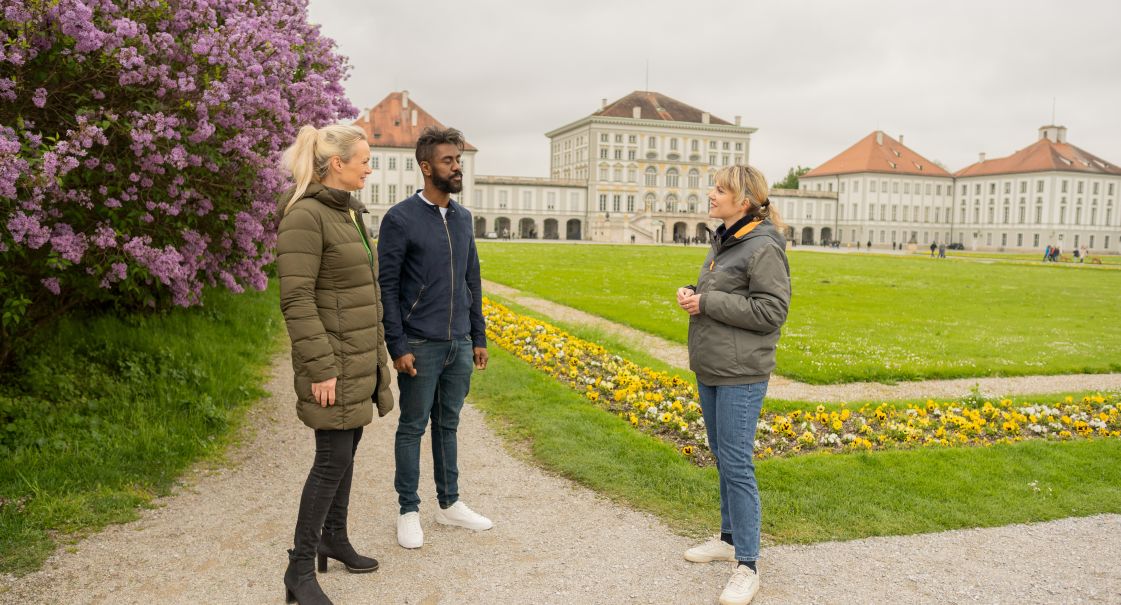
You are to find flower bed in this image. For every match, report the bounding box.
[483,298,1121,464]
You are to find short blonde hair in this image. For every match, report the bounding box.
[713,164,784,228]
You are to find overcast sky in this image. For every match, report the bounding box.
[306,0,1121,184]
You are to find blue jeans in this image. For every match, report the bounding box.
[394,337,474,514]
[697,380,767,562]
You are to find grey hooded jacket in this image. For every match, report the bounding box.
[688,218,791,386]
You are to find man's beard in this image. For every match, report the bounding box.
[433,172,463,194]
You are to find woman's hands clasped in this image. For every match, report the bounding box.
[677,287,701,316]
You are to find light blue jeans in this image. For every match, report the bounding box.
[697,380,767,563]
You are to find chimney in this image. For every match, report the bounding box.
[875,131,883,145]
[701,112,710,124]
[411,109,417,127]
[401,90,409,109]
[632,106,641,119]
[979,152,986,162]
[601,98,607,109]
[734,115,741,126]
[898,134,904,145]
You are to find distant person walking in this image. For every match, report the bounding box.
[930,241,937,258]
[938,243,946,258]
[676,165,791,605]
[276,124,395,604]
[1043,245,1052,262]
[377,127,492,551]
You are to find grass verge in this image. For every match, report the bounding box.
[471,346,1121,544]
[0,284,283,575]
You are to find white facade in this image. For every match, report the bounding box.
[802,126,1121,253]
[472,176,588,240]
[546,107,757,244]
[799,172,956,247]
[953,171,1120,253]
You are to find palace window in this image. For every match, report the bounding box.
[645,167,658,187]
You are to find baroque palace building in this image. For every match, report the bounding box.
[349,90,1121,253]
[800,126,1121,252]
[351,89,839,244]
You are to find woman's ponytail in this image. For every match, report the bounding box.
[281,125,319,214]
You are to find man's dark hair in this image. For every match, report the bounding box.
[415,126,465,165]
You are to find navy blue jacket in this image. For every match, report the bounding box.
[377,193,486,359]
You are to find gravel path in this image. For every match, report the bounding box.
[3,353,1120,604]
[483,279,1121,402]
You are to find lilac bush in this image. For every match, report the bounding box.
[0,0,356,363]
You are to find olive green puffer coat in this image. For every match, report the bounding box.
[277,183,394,430]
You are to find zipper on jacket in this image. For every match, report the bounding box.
[348,208,373,268]
[406,285,426,321]
[442,214,454,340]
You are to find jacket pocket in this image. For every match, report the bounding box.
[734,329,777,376]
[406,284,427,321]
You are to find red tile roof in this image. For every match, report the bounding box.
[955,137,1121,177]
[594,91,734,125]
[352,91,476,151]
[803,131,951,178]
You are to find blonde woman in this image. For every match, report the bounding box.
[676,165,791,605]
[276,124,394,605]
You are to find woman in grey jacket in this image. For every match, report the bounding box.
[676,164,791,605]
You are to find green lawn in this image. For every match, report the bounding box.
[479,243,1121,384]
[0,284,284,575]
[471,345,1121,544]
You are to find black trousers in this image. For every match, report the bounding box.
[292,426,363,559]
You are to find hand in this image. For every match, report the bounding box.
[473,347,489,370]
[311,377,337,407]
[679,292,702,316]
[394,353,418,377]
[677,287,699,315]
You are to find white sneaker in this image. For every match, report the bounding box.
[397,512,423,549]
[434,501,493,531]
[684,535,736,563]
[719,566,760,605]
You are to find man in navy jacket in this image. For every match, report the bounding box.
[377,127,491,550]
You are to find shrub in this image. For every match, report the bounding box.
[0,0,356,365]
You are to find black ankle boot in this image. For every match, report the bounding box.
[284,549,333,605]
[317,530,379,573]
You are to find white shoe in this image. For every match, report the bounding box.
[397,512,423,549]
[684,535,736,563]
[719,566,760,605]
[434,501,493,531]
